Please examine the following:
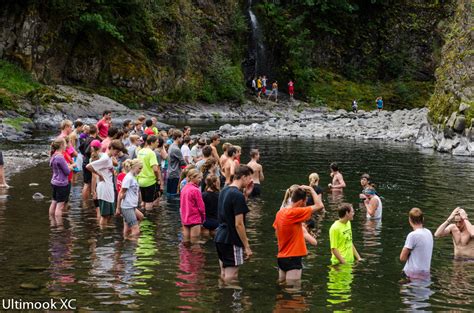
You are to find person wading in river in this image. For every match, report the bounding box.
[328,162,346,191]
[87,140,126,226]
[434,207,474,259]
[215,165,254,283]
[363,188,382,220]
[247,149,264,197]
[274,185,322,286]
[222,146,237,186]
[329,203,362,265]
[400,208,433,280]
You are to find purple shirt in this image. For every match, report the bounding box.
[50,154,70,187]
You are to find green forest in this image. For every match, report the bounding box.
[0,0,472,121]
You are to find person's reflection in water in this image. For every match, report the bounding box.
[175,241,206,309]
[327,264,354,307]
[362,219,382,258]
[273,291,309,312]
[48,224,75,291]
[434,260,474,308]
[399,277,433,311]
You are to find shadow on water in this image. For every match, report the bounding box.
[0,136,473,311]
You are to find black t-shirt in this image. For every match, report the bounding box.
[202,191,219,220]
[306,185,323,206]
[214,186,249,247]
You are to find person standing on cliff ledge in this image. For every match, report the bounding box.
[376,97,383,112]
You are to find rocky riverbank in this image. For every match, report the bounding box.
[202,107,474,157]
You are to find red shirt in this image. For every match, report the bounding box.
[96,119,109,140]
[116,172,126,193]
[62,152,73,182]
[273,206,313,258]
[144,128,155,136]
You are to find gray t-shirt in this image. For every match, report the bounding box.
[121,173,139,209]
[168,143,186,179]
[403,228,433,276]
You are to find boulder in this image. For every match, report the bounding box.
[458,102,470,113]
[446,112,457,128]
[452,138,471,156]
[453,115,466,133]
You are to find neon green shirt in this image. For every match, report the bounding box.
[137,147,158,188]
[152,126,158,135]
[329,220,354,265]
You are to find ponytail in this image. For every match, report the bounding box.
[50,138,65,157]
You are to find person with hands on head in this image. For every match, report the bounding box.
[329,203,362,265]
[434,207,474,259]
[273,185,324,285]
[214,165,254,284]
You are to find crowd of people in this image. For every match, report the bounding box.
[47,110,473,288]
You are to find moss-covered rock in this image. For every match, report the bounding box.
[427,0,473,125]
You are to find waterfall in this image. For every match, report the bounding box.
[248,0,266,77]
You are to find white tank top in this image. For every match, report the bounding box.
[367,195,382,219]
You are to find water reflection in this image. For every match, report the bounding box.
[432,260,474,309]
[47,226,75,291]
[273,291,309,312]
[176,242,206,308]
[327,264,353,306]
[400,278,434,311]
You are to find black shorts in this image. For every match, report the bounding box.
[52,184,69,203]
[277,256,303,272]
[141,183,157,203]
[250,183,261,197]
[203,218,219,230]
[216,243,244,268]
[167,178,179,195]
[83,164,92,184]
[0,151,4,166]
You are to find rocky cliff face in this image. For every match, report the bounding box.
[0,0,245,105]
[418,0,474,156]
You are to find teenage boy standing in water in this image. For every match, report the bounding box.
[215,165,254,283]
[274,185,322,285]
[328,162,346,190]
[329,203,362,265]
[434,207,474,259]
[400,208,433,280]
[247,149,264,197]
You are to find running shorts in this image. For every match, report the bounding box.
[216,243,244,268]
[99,200,115,217]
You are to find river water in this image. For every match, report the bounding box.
[0,127,473,311]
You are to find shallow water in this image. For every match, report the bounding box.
[0,136,473,311]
